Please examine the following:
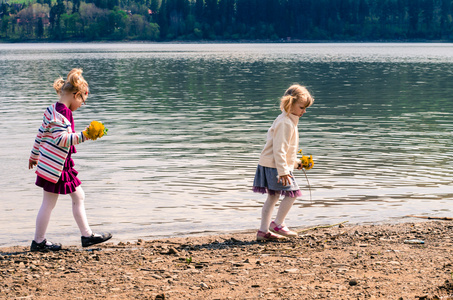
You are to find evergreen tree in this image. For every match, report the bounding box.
[49,0,65,40]
[36,17,44,38]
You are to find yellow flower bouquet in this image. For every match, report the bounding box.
[298,149,314,170]
[83,121,108,140]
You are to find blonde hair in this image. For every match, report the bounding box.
[53,68,89,96]
[280,84,314,113]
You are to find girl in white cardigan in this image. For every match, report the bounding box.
[253,84,314,241]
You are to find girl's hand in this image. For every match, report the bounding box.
[278,174,293,186]
[82,126,91,140]
[295,161,303,170]
[29,159,37,169]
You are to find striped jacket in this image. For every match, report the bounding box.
[30,103,86,183]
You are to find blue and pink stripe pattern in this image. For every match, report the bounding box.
[30,104,86,183]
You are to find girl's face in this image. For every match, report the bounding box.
[69,91,88,111]
[290,100,308,118]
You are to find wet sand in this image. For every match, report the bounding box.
[1,220,453,299]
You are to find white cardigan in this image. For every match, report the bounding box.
[258,112,299,177]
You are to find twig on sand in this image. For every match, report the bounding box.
[406,215,453,221]
[297,221,349,234]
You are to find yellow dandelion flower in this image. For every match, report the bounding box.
[298,149,314,171]
[83,120,108,140]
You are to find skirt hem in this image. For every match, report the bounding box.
[252,186,302,198]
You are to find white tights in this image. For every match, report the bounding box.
[34,186,93,243]
[259,193,297,232]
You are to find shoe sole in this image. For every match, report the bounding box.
[256,237,285,241]
[30,248,62,252]
[256,234,286,241]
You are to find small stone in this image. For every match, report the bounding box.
[284,269,299,274]
[155,294,166,300]
[167,247,179,255]
[349,279,358,286]
[200,282,209,289]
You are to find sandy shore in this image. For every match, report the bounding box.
[1,220,453,299]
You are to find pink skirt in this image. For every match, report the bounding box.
[36,153,81,195]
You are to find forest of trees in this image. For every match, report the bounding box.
[1,0,453,42]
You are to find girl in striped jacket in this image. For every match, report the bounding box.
[29,68,111,252]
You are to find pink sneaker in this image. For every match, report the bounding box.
[256,230,285,241]
[269,221,298,237]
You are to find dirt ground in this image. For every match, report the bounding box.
[2,220,453,300]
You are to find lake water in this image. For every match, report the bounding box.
[0,43,452,248]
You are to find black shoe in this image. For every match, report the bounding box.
[30,239,62,252]
[81,232,112,247]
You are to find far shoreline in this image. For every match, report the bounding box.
[1,38,453,44]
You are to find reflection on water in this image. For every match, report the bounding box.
[0,43,452,247]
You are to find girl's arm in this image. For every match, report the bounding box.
[29,125,44,163]
[272,121,293,177]
[49,120,87,148]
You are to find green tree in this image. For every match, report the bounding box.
[1,15,10,38]
[49,0,66,39]
[36,17,44,38]
[157,0,169,38]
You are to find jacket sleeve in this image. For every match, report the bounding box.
[49,119,86,148]
[30,126,44,162]
[272,120,293,176]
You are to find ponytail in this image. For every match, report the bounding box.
[280,95,297,113]
[53,77,65,95]
[280,84,314,114]
[53,68,88,96]
[67,68,85,90]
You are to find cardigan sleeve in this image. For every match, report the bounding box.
[49,119,86,148]
[29,126,44,162]
[272,119,294,176]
